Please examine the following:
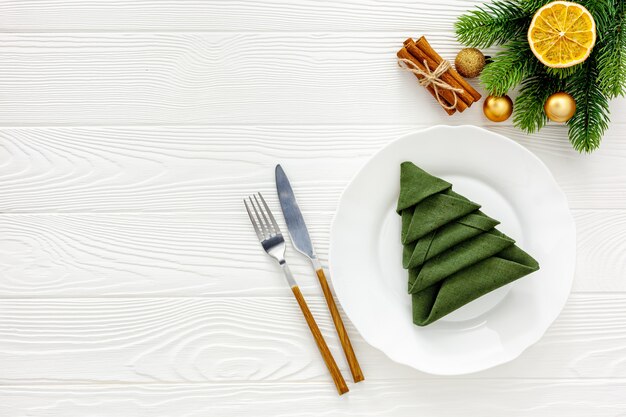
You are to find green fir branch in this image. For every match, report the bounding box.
[455,0,619,152]
[596,1,626,97]
[517,0,554,13]
[514,72,564,133]
[546,64,583,79]
[480,38,539,95]
[455,1,530,48]
[579,0,616,39]
[566,58,611,152]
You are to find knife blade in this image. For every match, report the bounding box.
[275,164,364,383]
[275,164,316,260]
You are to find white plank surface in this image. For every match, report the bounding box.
[1,125,626,213]
[1,33,625,126]
[0,294,625,384]
[0,32,471,125]
[0,210,624,297]
[0,0,504,32]
[1,0,625,415]
[2,380,625,417]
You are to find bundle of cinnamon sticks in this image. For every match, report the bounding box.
[397,37,481,115]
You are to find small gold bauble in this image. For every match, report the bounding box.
[544,92,576,123]
[455,48,486,78]
[483,95,513,122]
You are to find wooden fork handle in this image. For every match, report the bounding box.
[291,285,349,395]
[313,262,364,383]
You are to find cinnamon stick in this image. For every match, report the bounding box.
[415,36,482,102]
[397,47,456,115]
[403,38,472,110]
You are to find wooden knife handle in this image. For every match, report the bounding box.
[291,285,349,395]
[314,266,365,383]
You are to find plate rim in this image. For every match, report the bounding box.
[328,124,576,375]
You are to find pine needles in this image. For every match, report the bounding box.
[566,58,611,152]
[455,1,529,48]
[514,72,564,133]
[455,0,626,153]
[480,38,539,96]
[596,1,626,97]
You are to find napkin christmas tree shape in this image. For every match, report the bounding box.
[402,190,481,244]
[397,165,481,244]
[408,229,515,294]
[398,162,540,326]
[412,245,539,325]
[402,211,500,269]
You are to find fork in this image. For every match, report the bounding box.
[244,192,349,395]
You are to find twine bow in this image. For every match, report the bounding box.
[397,58,464,110]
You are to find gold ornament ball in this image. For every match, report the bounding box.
[483,95,513,122]
[544,92,576,123]
[455,48,486,78]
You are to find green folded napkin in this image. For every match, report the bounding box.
[412,245,540,326]
[402,190,481,244]
[402,211,500,269]
[398,162,540,326]
[408,229,515,294]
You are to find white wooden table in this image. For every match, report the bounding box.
[1,1,625,415]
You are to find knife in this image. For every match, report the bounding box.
[276,164,364,383]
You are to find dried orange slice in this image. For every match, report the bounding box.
[528,1,596,68]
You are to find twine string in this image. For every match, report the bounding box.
[397,57,464,110]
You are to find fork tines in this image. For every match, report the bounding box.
[244,192,282,240]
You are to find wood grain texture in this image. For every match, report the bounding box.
[290,285,349,394]
[315,267,364,382]
[0,210,624,297]
[0,294,625,384]
[1,33,624,126]
[1,380,625,417]
[0,379,626,417]
[0,0,511,32]
[0,32,476,126]
[1,126,626,214]
[2,0,625,413]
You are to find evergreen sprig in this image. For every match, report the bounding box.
[480,38,539,96]
[514,72,564,133]
[455,0,625,153]
[566,58,611,152]
[579,0,615,38]
[517,0,553,13]
[596,1,626,97]
[546,64,582,79]
[454,1,530,48]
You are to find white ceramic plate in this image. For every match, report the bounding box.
[329,125,576,375]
